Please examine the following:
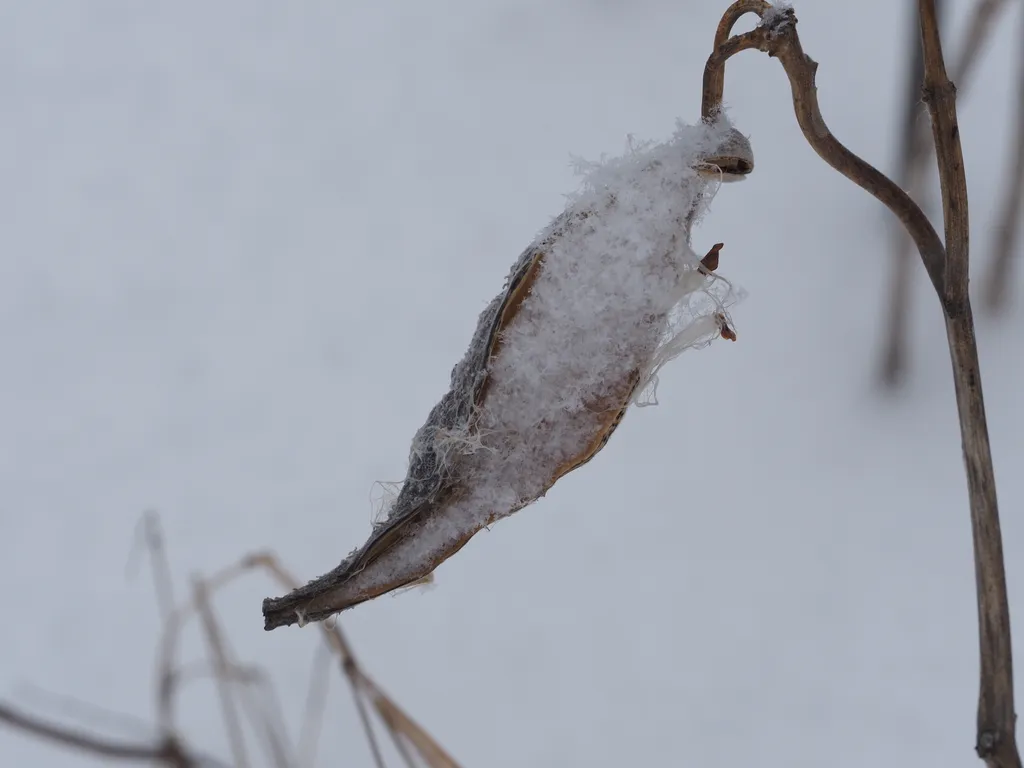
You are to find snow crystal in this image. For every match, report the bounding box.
[760,2,795,37]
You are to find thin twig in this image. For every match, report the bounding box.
[881,0,1015,382]
[4,520,454,767]
[188,574,296,768]
[374,686,420,768]
[348,676,389,768]
[0,701,195,766]
[702,3,948,295]
[918,0,970,302]
[192,577,251,768]
[252,556,398,768]
[158,549,459,768]
[125,510,177,621]
[298,642,332,768]
[984,4,1024,312]
[154,560,253,735]
[145,511,178,622]
[251,554,463,768]
[235,671,296,768]
[15,683,155,742]
[703,2,1018,765]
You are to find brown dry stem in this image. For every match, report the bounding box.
[703,2,1018,766]
[880,0,940,388]
[883,0,1018,379]
[192,577,252,768]
[0,702,201,766]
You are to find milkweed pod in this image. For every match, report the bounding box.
[263,115,752,630]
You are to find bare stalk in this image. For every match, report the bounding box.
[918,0,970,299]
[0,515,457,768]
[983,4,1024,312]
[882,0,1016,381]
[0,702,201,767]
[918,6,1018,761]
[192,578,251,768]
[703,2,1018,765]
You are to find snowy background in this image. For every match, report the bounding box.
[2,0,1022,766]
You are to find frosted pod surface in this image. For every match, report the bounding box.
[262,117,750,629]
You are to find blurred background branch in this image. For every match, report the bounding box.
[0,514,461,768]
[881,0,1021,385]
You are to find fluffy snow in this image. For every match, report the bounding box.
[336,119,745,600]
[761,2,795,36]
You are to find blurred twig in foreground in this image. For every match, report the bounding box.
[0,512,462,768]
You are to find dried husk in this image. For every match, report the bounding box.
[263,119,753,630]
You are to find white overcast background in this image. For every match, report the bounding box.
[2,1,1023,766]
